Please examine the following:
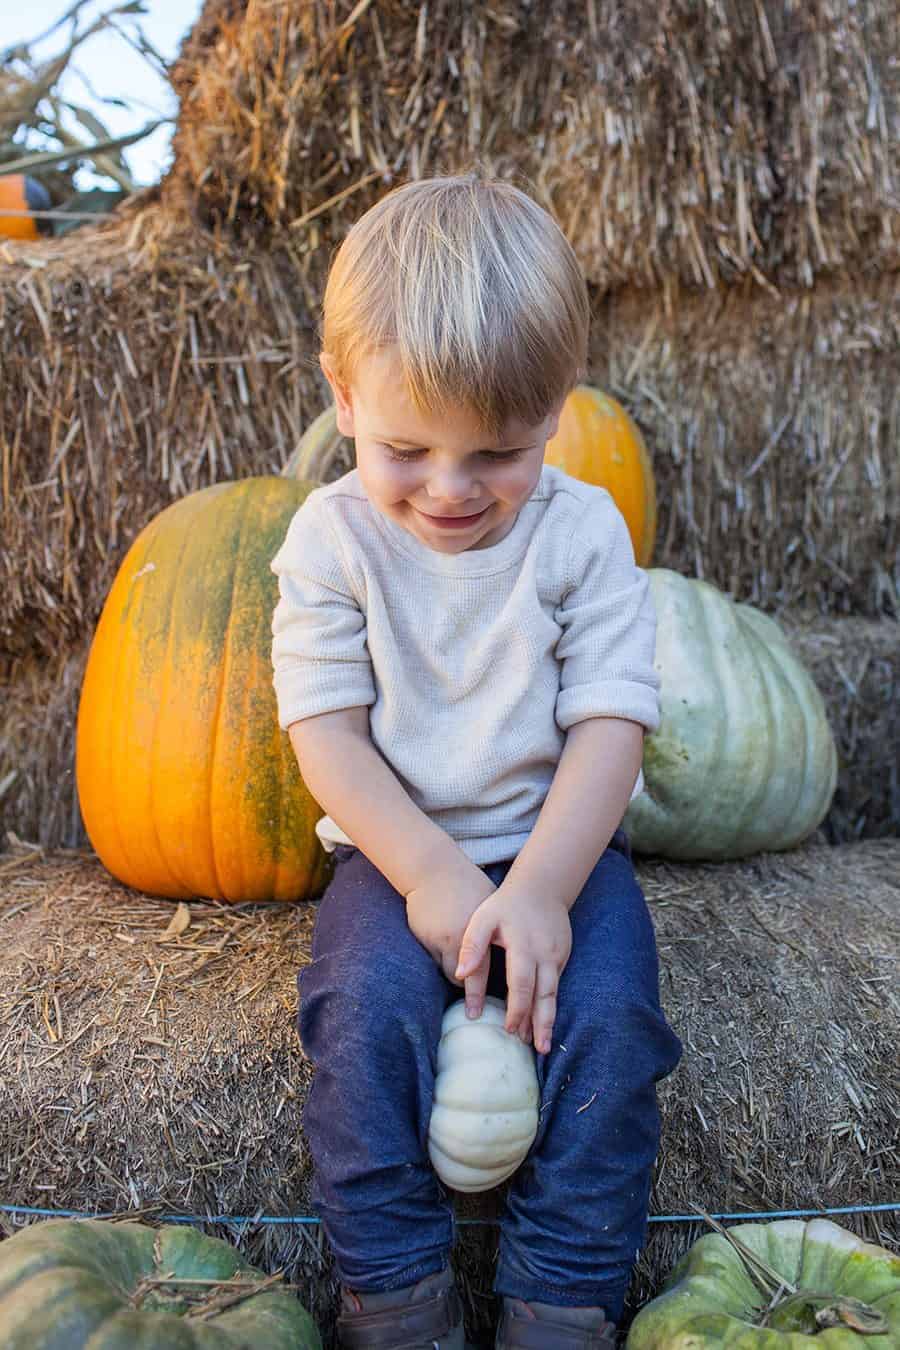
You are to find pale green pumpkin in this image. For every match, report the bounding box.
[0,1218,321,1348]
[626,1218,900,1347]
[624,570,837,860]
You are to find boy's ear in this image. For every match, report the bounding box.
[320,354,355,437]
[544,394,567,443]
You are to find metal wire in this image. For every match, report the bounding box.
[2,1201,898,1227]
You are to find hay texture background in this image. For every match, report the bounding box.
[1,227,896,660]
[2,5,898,1345]
[1,839,897,1346]
[1,0,898,665]
[168,0,898,291]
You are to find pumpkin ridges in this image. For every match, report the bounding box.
[204,485,246,903]
[151,491,230,900]
[139,512,198,898]
[739,628,810,854]
[427,996,539,1192]
[725,616,781,851]
[626,1220,900,1347]
[544,386,656,567]
[211,480,282,901]
[696,580,788,856]
[626,571,838,860]
[77,478,330,903]
[0,1266,124,1347]
[77,510,189,899]
[643,574,730,852]
[732,605,837,852]
[765,626,837,849]
[0,1219,322,1348]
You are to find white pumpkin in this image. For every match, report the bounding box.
[624,569,838,860]
[427,996,540,1193]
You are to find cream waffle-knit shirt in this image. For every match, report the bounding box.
[270,464,660,866]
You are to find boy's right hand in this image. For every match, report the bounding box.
[405,862,497,988]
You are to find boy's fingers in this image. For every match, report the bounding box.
[463,954,490,1018]
[442,952,464,985]
[532,963,559,1054]
[504,952,536,1038]
[455,910,493,981]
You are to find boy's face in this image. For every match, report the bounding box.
[321,347,563,553]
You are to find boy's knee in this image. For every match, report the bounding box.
[298,946,446,1053]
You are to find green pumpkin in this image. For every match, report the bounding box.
[0,1218,321,1348]
[626,1218,900,1347]
[283,404,353,481]
[624,569,838,860]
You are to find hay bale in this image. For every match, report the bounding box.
[167,0,898,293]
[596,278,900,618]
[1,840,897,1347]
[0,643,86,851]
[1,205,896,665]
[0,211,325,661]
[788,616,900,843]
[2,612,897,853]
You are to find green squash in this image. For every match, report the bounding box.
[283,404,353,482]
[624,569,838,860]
[0,1218,321,1348]
[626,1218,900,1347]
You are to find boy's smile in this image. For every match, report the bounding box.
[321,347,563,552]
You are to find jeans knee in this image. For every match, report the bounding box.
[299,947,446,1065]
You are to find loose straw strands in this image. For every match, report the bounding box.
[166,0,898,292]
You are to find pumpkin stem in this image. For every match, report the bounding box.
[762,1290,887,1336]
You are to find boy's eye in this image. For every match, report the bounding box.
[482,448,529,462]
[384,447,425,462]
[383,446,527,463]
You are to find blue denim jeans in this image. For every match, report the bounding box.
[297,830,682,1322]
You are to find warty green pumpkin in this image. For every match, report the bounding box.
[623,569,838,860]
[625,1217,900,1348]
[0,1218,321,1348]
[76,476,331,903]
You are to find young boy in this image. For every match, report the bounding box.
[271,174,682,1350]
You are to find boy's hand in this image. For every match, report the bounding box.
[405,864,498,987]
[455,887,572,1055]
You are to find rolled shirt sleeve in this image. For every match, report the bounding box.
[270,498,376,730]
[554,492,661,734]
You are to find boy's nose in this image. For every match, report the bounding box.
[426,470,475,503]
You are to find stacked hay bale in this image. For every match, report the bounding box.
[0,841,897,1345]
[0,1,897,1344]
[1,0,897,847]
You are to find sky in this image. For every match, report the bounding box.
[4,0,205,187]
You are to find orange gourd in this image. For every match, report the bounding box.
[544,386,657,566]
[76,476,331,903]
[0,175,51,241]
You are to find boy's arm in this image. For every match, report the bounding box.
[289,708,478,898]
[502,715,645,909]
[455,715,645,1050]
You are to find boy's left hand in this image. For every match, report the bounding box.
[454,886,572,1055]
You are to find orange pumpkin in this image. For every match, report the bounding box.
[76,476,331,903]
[544,386,656,566]
[0,175,51,241]
[283,385,657,565]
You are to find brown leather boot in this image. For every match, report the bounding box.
[495,1297,618,1347]
[336,1263,468,1348]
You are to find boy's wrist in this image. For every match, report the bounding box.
[402,829,484,898]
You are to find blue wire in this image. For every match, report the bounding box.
[2,1202,898,1226]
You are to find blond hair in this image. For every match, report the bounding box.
[320,173,590,436]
